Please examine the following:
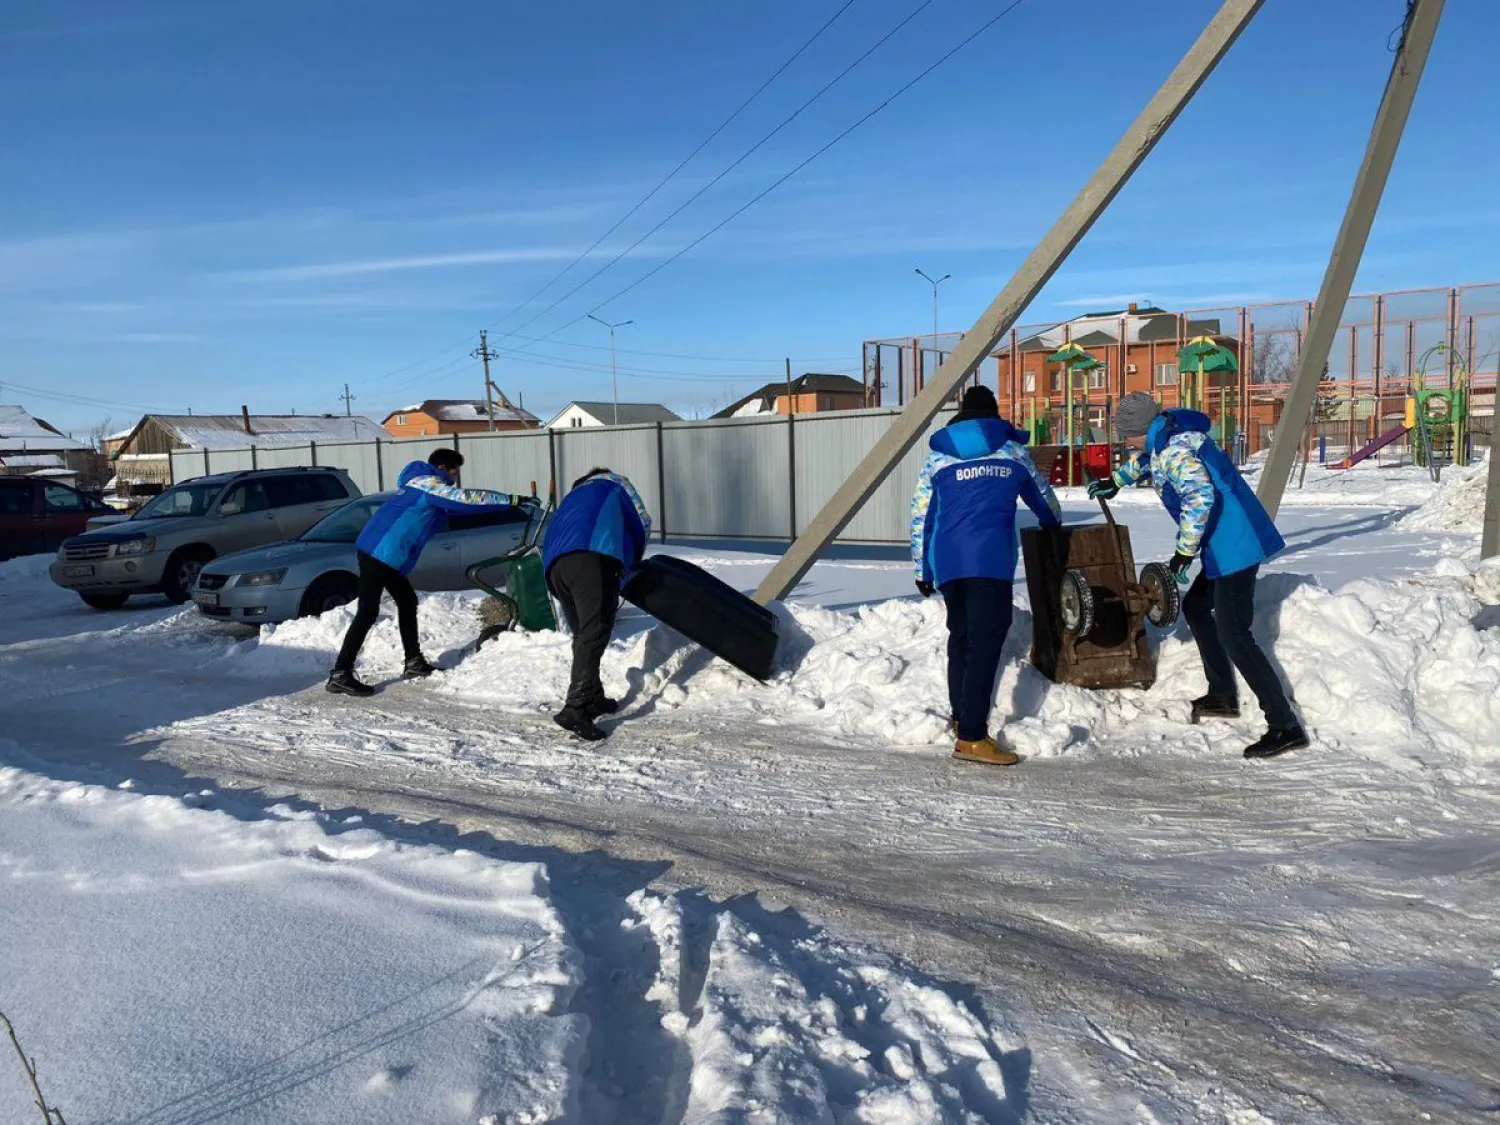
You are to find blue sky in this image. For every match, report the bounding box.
[2,0,1495,435]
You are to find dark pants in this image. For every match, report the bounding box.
[333,551,421,673]
[1182,565,1297,729]
[940,578,1014,742]
[549,551,622,711]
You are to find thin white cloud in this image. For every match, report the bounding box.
[224,247,587,282]
[113,332,199,344]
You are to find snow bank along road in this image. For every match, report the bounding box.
[4,470,1499,1123]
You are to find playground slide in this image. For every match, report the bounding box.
[1330,424,1410,470]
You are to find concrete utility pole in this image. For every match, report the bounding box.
[1483,409,1500,559]
[339,383,355,417]
[588,313,633,426]
[473,330,500,432]
[1257,0,1445,518]
[754,0,1266,605]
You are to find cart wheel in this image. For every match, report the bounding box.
[1138,562,1182,628]
[1060,570,1095,638]
[479,594,519,634]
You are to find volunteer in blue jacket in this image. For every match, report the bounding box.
[328,449,525,696]
[542,467,652,741]
[1089,391,1307,759]
[911,385,1062,766]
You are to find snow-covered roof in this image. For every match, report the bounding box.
[0,453,66,469]
[28,467,77,478]
[390,399,540,425]
[105,427,136,441]
[550,401,681,426]
[136,414,388,451]
[0,405,90,453]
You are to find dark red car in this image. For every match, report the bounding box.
[0,477,115,562]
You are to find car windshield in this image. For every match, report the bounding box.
[301,497,382,542]
[133,480,226,519]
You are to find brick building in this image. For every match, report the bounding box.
[382,399,540,438]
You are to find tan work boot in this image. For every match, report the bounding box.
[953,736,1021,766]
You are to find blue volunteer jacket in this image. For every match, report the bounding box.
[911,417,1062,587]
[1110,409,1284,579]
[357,461,523,575]
[542,472,652,583]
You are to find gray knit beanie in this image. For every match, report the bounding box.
[1113,391,1161,439]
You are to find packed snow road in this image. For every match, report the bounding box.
[4,469,1499,1123]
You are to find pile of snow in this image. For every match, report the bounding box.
[0,552,55,586]
[0,757,1024,1123]
[221,557,1500,775]
[1398,455,1491,532]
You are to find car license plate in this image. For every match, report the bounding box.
[193,591,219,608]
[64,565,95,578]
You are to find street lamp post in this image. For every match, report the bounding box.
[587,313,634,426]
[914,269,951,387]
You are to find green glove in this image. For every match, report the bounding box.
[1086,477,1119,500]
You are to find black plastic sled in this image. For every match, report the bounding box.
[622,556,780,682]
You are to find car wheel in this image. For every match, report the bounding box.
[162,548,213,605]
[80,593,129,610]
[299,574,358,618]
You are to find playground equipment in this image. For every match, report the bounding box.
[1410,342,1472,481]
[1330,423,1410,470]
[1020,488,1180,690]
[466,502,557,647]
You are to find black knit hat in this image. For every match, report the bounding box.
[957,384,999,417]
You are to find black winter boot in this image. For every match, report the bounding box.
[326,670,375,697]
[402,654,437,679]
[1190,694,1240,724]
[554,707,608,742]
[586,696,620,717]
[1244,725,1309,759]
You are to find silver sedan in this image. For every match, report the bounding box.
[192,493,537,625]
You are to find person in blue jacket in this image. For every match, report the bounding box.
[911,385,1062,765]
[542,467,652,741]
[1089,391,1307,759]
[328,449,525,696]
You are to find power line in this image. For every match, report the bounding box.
[490,0,860,340]
[495,0,939,347]
[550,0,1031,338]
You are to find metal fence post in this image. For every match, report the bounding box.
[547,428,558,503]
[203,448,211,475]
[309,440,318,467]
[250,445,258,469]
[655,421,667,542]
[787,414,797,541]
[375,438,385,490]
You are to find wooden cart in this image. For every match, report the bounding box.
[1020,495,1179,690]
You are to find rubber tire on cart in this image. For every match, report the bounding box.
[161,548,214,605]
[1137,562,1182,628]
[299,573,358,618]
[80,593,129,611]
[1059,570,1096,638]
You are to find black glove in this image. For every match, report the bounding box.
[916,580,935,598]
[1086,477,1119,500]
[1168,552,1194,585]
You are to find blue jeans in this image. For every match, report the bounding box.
[940,578,1014,742]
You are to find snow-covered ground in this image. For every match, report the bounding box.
[3,459,1499,1123]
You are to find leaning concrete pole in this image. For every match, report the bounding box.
[1257,0,1445,518]
[754,0,1265,605]
[1482,406,1500,559]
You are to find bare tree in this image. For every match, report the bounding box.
[87,415,115,453]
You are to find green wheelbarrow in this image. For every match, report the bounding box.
[466,501,557,649]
